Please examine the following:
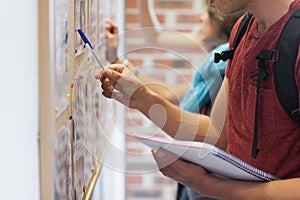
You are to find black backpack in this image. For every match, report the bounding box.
[214,9,300,158]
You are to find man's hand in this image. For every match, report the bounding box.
[105,19,119,63]
[95,64,151,110]
[152,148,217,198]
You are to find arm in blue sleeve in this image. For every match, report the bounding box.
[180,43,228,113]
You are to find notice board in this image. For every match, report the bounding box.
[50,0,121,199]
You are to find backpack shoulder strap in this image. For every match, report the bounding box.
[274,8,300,125]
[232,13,253,50]
[214,13,253,63]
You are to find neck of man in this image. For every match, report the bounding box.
[246,0,294,34]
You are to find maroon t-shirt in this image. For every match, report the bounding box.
[225,0,300,179]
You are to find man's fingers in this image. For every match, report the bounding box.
[102,90,112,98]
[95,70,103,79]
[152,148,210,184]
[152,148,191,182]
[101,68,122,84]
[102,89,123,100]
[95,65,127,96]
[152,148,180,169]
[105,19,118,34]
[111,89,123,99]
[101,80,114,93]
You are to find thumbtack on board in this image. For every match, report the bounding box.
[83,185,87,193]
[67,93,71,100]
[54,107,59,114]
[76,28,105,70]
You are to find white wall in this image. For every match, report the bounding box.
[0,1,40,199]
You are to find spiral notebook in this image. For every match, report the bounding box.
[131,134,279,182]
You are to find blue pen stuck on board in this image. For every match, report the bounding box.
[76,28,105,70]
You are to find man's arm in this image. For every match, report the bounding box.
[151,78,299,199]
[133,75,190,105]
[153,148,300,200]
[210,77,228,149]
[98,66,228,143]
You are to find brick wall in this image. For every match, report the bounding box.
[124,0,205,199]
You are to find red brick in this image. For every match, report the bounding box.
[127,175,142,184]
[154,59,173,68]
[154,0,193,9]
[126,14,140,23]
[177,14,200,23]
[129,59,143,67]
[156,15,166,23]
[126,0,137,8]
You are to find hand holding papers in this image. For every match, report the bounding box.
[130,134,279,182]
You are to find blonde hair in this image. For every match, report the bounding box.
[205,2,245,39]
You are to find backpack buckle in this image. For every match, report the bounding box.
[214,50,234,63]
[291,108,300,124]
[268,49,279,63]
[256,49,279,63]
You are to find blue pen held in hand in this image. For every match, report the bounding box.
[76,28,105,70]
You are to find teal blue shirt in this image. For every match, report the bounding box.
[180,43,228,113]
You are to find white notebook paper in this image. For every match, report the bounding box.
[131,134,279,182]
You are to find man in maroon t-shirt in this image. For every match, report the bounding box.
[98,0,300,198]
[225,1,300,179]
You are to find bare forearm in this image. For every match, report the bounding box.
[99,65,214,142]
[138,79,229,143]
[138,90,210,141]
[137,73,191,104]
[154,148,300,200]
[207,177,300,200]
